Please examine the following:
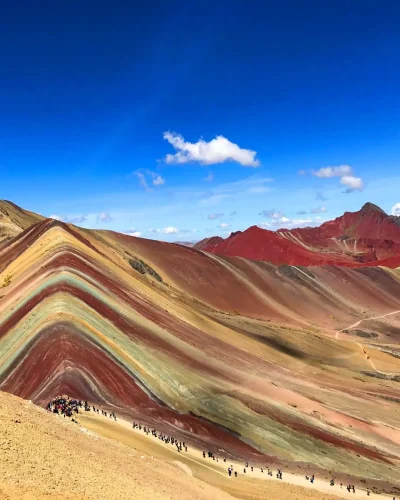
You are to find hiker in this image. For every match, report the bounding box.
[234,471,237,478]
[228,468,231,477]
[251,466,253,472]
[245,461,248,468]
[203,451,205,458]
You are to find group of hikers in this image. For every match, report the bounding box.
[46,395,86,421]
[47,396,397,499]
[46,395,117,423]
[132,422,188,453]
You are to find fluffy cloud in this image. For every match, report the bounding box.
[96,212,113,223]
[310,206,327,214]
[296,210,308,215]
[152,174,165,186]
[312,164,364,193]
[340,175,365,193]
[204,172,214,181]
[219,222,231,229]
[208,212,224,220]
[163,131,260,167]
[312,165,353,178]
[391,203,400,216]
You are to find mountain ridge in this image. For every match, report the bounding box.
[196,203,400,267]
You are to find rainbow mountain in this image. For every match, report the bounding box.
[0,200,400,487]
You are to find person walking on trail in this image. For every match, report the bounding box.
[234,471,238,478]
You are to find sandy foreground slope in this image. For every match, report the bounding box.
[0,390,348,500]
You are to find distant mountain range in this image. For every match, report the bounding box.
[195,202,400,268]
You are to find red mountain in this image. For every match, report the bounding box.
[194,203,400,267]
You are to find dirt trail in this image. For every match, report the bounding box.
[79,411,394,500]
[343,310,400,331]
[335,309,400,374]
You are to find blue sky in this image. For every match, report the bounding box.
[1,1,400,241]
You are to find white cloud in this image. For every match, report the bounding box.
[125,230,142,237]
[134,169,165,190]
[312,165,364,194]
[163,131,260,167]
[258,215,325,230]
[340,175,364,192]
[49,214,64,221]
[296,210,308,215]
[298,169,307,176]
[219,222,231,229]
[208,212,224,220]
[312,165,353,178]
[204,172,214,181]
[96,212,113,223]
[310,206,327,214]
[391,203,400,216]
[161,226,179,234]
[152,174,165,186]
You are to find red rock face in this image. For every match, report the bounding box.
[197,203,400,267]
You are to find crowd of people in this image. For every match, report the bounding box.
[132,422,188,453]
[46,395,117,422]
[46,395,397,499]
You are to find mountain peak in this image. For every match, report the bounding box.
[359,202,386,216]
